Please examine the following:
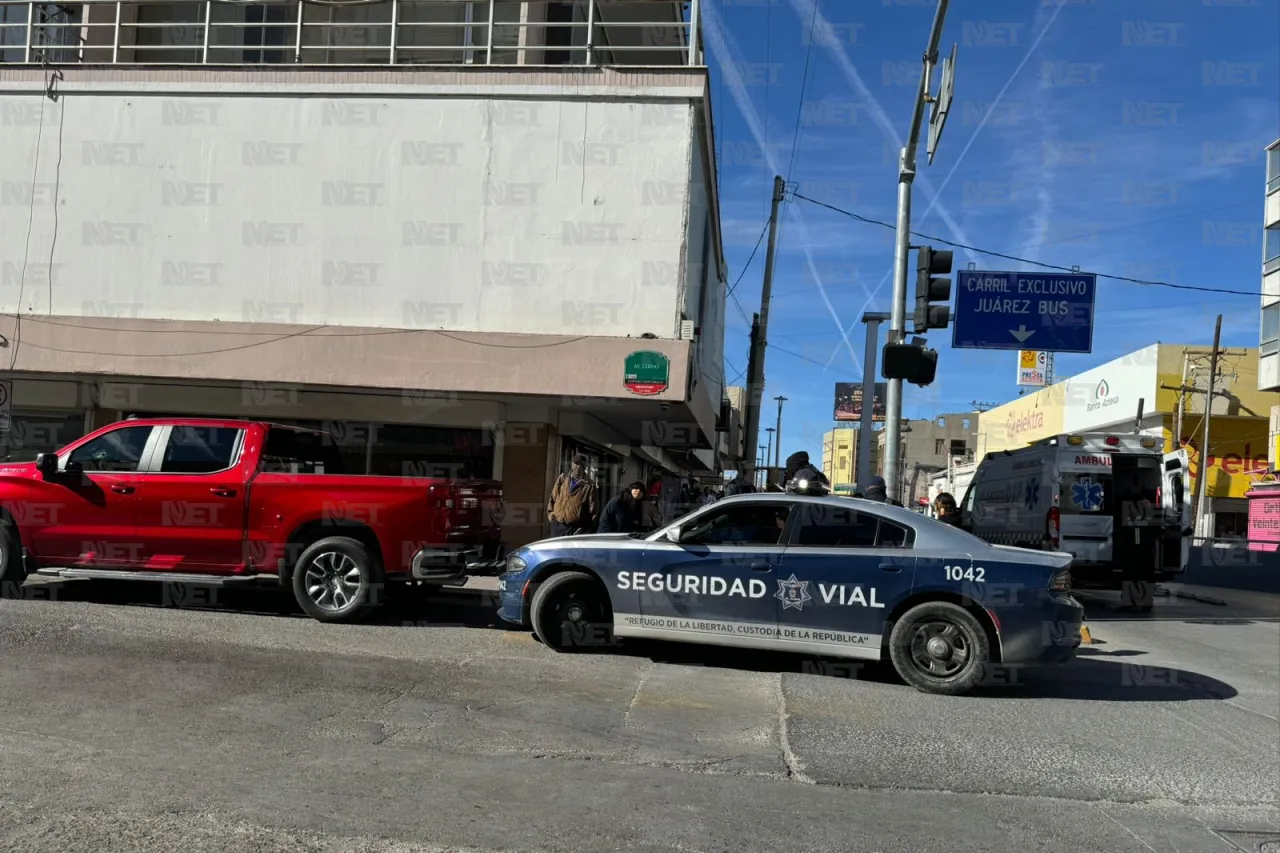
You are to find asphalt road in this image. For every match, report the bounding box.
[1,577,1277,853]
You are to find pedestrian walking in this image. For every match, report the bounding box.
[546,454,600,536]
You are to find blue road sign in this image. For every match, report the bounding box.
[951,270,1096,353]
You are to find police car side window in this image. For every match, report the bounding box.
[679,503,791,546]
[878,521,910,548]
[793,505,913,549]
[794,505,878,548]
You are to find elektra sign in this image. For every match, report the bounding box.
[1006,410,1045,441]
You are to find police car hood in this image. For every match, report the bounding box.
[989,544,1073,570]
[533,533,639,547]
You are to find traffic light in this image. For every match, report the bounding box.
[913,246,953,333]
[881,343,939,387]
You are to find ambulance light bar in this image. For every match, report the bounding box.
[1104,436,1120,447]
[1140,437,1157,448]
[1067,435,1084,446]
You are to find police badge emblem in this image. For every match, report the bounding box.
[774,574,813,611]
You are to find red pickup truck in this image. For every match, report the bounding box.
[0,418,502,622]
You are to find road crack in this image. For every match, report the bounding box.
[776,674,814,785]
[621,662,653,729]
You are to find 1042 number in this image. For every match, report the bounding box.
[945,565,985,583]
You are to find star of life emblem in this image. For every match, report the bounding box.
[775,574,813,611]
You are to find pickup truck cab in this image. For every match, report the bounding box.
[0,418,502,622]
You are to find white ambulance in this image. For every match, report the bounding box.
[957,432,1192,611]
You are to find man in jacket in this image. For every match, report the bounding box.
[598,481,646,534]
[547,455,600,536]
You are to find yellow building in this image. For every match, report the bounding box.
[821,428,863,489]
[975,343,1277,538]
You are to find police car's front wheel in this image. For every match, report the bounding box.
[530,571,614,652]
[889,602,990,696]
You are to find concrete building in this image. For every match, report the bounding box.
[977,344,1273,540]
[0,0,731,547]
[1260,138,1280,466]
[876,413,978,508]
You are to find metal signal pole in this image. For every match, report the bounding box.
[884,0,953,504]
[741,175,786,484]
[773,395,787,477]
[764,426,775,483]
[858,312,890,489]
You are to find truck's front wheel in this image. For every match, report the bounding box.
[292,536,382,623]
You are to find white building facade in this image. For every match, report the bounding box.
[0,0,731,547]
[1260,138,1280,467]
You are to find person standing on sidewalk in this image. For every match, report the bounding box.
[546,454,600,536]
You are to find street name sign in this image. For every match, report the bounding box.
[952,270,1096,353]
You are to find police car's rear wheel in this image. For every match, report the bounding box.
[530,571,613,652]
[889,602,990,696]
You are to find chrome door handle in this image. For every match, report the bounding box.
[879,562,902,573]
[750,562,772,572]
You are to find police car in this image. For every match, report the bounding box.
[496,489,1082,696]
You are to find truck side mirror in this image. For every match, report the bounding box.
[35,453,58,477]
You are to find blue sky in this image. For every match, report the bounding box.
[706,0,1279,468]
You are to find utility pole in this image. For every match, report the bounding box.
[742,175,786,484]
[1192,315,1223,537]
[859,312,890,489]
[884,0,954,505]
[1176,350,1189,444]
[764,426,775,484]
[1161,351,1192,447]
[773,395,787,479]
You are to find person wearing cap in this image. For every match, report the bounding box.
[782,450,830,495]
[862,475,888,503]
[546,454,600,536]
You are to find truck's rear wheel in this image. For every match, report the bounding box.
[888,601,990,696]
[291,536,382,623]
[0,524,27,599]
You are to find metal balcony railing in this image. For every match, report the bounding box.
[0,0,702,67]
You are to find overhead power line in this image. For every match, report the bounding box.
[727,220,770,300]
[792,192,1262,298]
[785,0,822,184]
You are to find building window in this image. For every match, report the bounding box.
[950,439,967,457]
[1269,147,1280,195]
[934,439,945,455]
[1266,226,1280,264]
[1262,303,1280,356]
[0,411,85,462]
